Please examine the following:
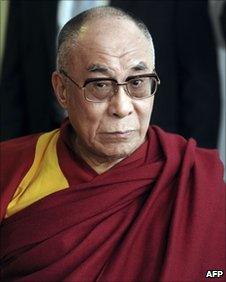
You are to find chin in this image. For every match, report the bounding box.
[97,144,138,160]
[105,151,130,160]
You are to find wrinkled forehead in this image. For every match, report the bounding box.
[69,18,154,73]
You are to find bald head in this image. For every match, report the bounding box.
[56,6,155,71]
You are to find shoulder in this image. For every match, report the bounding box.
[150,125,191,150]
[193,146,225,188]
[0,129,61,186]
[0,134,42,219]
[1,133,41,149]
[0,133,42,168]
[151,125,225,215]
[150,125,225,180]
[0,133,42,181]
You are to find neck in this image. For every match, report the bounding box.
[77,146,124,174]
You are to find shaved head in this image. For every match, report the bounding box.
[56,6,155,72]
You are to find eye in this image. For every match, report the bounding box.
[93,81,111,88]
[96,82,106,88]
[130,78,144,87]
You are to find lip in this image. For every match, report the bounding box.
[101,130,135,138]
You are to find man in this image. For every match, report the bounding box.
[0,6,225,282]
[1,1,220,149]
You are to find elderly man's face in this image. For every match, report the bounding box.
[55,18,155,160]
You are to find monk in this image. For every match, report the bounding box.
[0,6,225,282]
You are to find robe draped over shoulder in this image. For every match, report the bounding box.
[0,121,225,282]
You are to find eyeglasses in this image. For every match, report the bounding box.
[59,69,160,103]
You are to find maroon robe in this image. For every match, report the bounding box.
[0,121,225,281]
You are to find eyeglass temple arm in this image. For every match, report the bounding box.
[152,69,160,84]
[59,69,82,89]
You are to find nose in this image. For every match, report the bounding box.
[108,85,134,118]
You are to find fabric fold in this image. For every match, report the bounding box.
[1,123,225,282]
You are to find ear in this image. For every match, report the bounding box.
[52,71,67,109]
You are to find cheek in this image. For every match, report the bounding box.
[136,98,154,130]
[66,94,107,142]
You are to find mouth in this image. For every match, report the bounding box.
[100,130,135,139]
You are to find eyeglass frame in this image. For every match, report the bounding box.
[59,68,160,103]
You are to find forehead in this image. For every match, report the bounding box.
[69,18,154,74]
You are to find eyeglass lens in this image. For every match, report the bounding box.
[85,77,157,102]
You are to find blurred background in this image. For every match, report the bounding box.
[0,0,225,172]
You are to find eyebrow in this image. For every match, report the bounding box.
[87,64,110,74]
[131,61,149,71]
[87,61,149,75]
